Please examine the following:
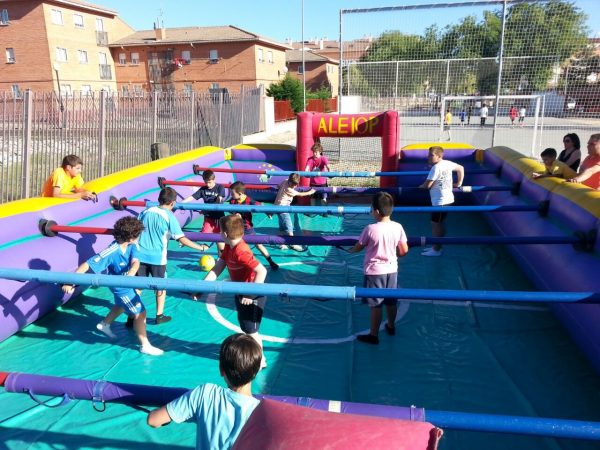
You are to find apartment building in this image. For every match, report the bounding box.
[110,25,291,95]
[290,37,372,63]
[286,49,339,96]
[0,0,133,95]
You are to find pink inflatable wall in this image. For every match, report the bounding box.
[296,111,400,188]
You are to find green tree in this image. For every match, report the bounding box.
[266,75,304,113]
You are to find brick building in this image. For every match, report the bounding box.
[290,37,372,63]
[109,26,291,95]
[0,0,133,95]
[285,49,339,96]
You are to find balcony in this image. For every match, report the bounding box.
[99,64,112,80]
[96,31,108,46]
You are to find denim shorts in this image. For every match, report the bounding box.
[278,212,293,235]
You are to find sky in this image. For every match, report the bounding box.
[98,0,600,43]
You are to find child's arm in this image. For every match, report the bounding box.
[178,236,209,252]
[147,406,172,427]
[453,164,465,188]
[127,259,140,277]
[348,242,366,253]
[397,241,409,257]
[240,263,267,305]
[204,258,227,281]
[419,180,434,189]
[294,188,316,197]
[62,262,90,294]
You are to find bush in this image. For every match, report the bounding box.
[266,75,304,113]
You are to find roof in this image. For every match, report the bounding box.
[110,25,291,50]
[44,0,118,16]
[286,49,338,64]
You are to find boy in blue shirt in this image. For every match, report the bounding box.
[62,216,163,355]
[137,187,208,324]
[147,333,262,449]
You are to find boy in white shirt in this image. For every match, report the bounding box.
[419,146,464,257]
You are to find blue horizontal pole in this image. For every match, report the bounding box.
[426,410,600,440]
[143,202,539,215]
[0,268,599,304]
[247,186,514,194]
[183,233,579,247]
[355,287,600,303]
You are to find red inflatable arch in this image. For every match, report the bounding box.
[297,111,400,188]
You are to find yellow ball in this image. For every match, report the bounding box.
[199,255,216,272]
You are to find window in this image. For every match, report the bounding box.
[121,85,129,96]
[73,14,84,28]
[267,50,273,64]
[56,47,68,62]
[181,50,191,64]
[209,49,218,63]
[78,50,88,64]
[258,48,263,63]
[183,83,193,97]
[118,53,126,65]
[95,18,104,31]
[11,84,21,98]
[81,85,91,96]
[131,52,139,64]
[211,83,220,89]
[6,47,15,63]
[133,85,143,96]
[98,52,107,65]
[62,84,72,97]
[1,9,9,25]
[297,64,304,74]
[51,9,63,25]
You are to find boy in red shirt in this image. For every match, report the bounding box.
[204,215,268,367]
[229,181,279,270]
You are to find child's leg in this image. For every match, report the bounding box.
[369,307,383,336]
[256,243,279,270]
[96,305,124,339]
[133,310,163,355]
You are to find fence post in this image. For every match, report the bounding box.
[152,90,158,144]
[190,91,195,150]
[445,60,450,95]
[218,90,223,148]
[21,90,33,199]
[240,85,245,142]
[98,89,107,178]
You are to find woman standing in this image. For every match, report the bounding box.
[558,133,581,172]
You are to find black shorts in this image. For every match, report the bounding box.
[431,203,452,223]
[310,182,328,200]
[363,273,398,308]
[235,295,267,333]
[137,263,166,278]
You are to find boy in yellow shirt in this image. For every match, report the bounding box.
[41,154,96,200]
[532,148,577,180]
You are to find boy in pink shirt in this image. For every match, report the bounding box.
[349,192,408,344]
[304,141,330,206]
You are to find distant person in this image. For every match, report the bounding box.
[304,141,331,207]
[228,181,279,271]
[459,109,466,126]
[518,107,526,126]
[147,333,262,450]
[467,106,472,125]
[532,148,577,180]
[137,187,208,325]
[62,216,163,355]
[558,133,581,172]
[204,215,268,368]
[568,134,600,190]
[443,110,452,141]
[348,192,408,345]
[183,168,226,255]
[273,173,315,251]
[480,104,488,127]
[41,154,96,200]
[509,106,518,127]
[419,146,464,257]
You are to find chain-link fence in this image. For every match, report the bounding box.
[339,0,600,157]
[0,87,262,203]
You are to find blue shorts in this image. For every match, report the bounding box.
[278,213,293,235]
[363,273,398,307]
[114,291,145,316]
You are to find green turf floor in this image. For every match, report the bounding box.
[1,209,599,449]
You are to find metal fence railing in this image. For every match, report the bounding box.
[0,87,263,204]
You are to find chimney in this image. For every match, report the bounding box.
[154,20,166,40]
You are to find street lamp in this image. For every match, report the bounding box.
[53,63,65,113]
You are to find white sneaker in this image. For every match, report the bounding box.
[279,244,289,250]
[140,344,164,356]
[420,247,433,253]
[291,244,305,252]
[96,322,116,339]
[421,248,442,257]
